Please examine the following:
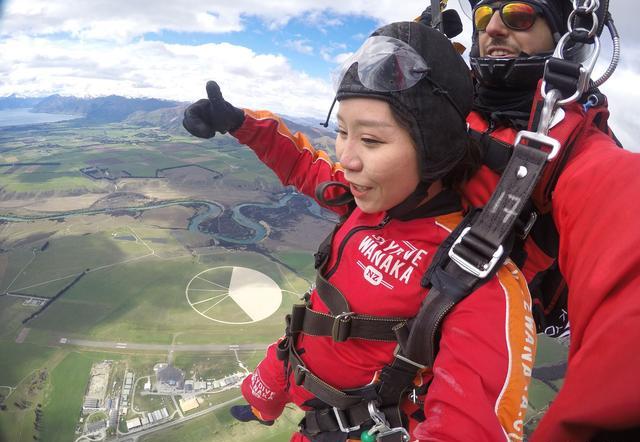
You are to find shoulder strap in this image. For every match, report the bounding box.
[398,108,556,366]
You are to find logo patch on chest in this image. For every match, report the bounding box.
[356,234,429,289]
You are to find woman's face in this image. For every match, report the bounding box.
[336,98,421,214]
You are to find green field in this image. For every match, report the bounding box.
[40,351,95,442]
[0,342,55,387]
[0,121,282,194]
[0,222,307,345]
[140,404,303,442]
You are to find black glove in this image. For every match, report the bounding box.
[182,81,245,139]
[417,7,463,39]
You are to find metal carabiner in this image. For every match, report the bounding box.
[541,35,601,106]
[365,402,410,442]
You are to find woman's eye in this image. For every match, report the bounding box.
[335,128,347,137]
[362,137,381,145]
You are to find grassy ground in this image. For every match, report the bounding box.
[532,334,569,365]
[173,353,246,381]
[140,404,302,442]
[39,351,95,442]
[0,342,55,387]
[10,242,301,345]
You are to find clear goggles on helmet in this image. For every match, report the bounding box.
[473,1,543,32]
[332,35,430,93]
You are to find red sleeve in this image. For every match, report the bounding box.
[414,261,536,441]
[531,130,640,441]
[232,109,350,216]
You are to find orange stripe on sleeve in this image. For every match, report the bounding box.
[243,109,344,175]
[495,261,537,441]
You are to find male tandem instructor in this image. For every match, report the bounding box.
[462,1,640,441]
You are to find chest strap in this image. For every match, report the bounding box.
[288,304,407,343]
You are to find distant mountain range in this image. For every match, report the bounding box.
[0,94,182,123]
[0,94,335,139]
[0,95,43,109]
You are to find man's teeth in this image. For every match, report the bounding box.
[490,50,511,56]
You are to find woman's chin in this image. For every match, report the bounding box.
[355,199,390,215]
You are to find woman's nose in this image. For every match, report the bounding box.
[338,140,363,172]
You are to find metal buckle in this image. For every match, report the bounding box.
[366,402,410,442]
[448,227,504,279]
[378,427,410,441]
[331,312,354,342]
[332,407,360,433]
[514,130,562,161]
[393,346,426,370]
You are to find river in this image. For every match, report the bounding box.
[0,193,334,245]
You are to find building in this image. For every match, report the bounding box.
[156,365,184,393]
[82,361,112,413]
[83,398,100,410]
[126,417,142,431]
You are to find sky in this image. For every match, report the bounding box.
[0,0,637,148]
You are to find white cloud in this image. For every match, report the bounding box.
[599,66,640,152]
[333,51,355,64]
[0,35,333,119]
[1,0,427,42]
[320,42,348,62]
[284,39,314,55]
[0,0,637,147]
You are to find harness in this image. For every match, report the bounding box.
[470,88,616,337]
[277,194,464,442]
[277,242,416,441]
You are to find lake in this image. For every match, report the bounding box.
[0,108,81,127]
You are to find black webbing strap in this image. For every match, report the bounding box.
[315,268,350,315]
[470,128,513,174]
[282,313,418,442]
[543,58,583,98]
[401,141,551,367]
[455,143,549,260]
[289,305,407,342]
[569,0,609,44]
[288,344,367,410]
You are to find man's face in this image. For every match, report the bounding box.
[478,2,555,57]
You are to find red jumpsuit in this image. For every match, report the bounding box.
[232,109,536,441]
[463,102,640,441]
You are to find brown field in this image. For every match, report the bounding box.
[0,253,8,282]
[21,194,109,212]
[139,205,196,229]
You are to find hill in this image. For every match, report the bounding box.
[0,94,43,109]
[1,94,335,141]
[124,103,336,150]
[32,94,181,123]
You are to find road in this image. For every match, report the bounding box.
[60,338,268,352]
[115,396,243,442]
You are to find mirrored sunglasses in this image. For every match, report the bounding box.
[473,2,541,32]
